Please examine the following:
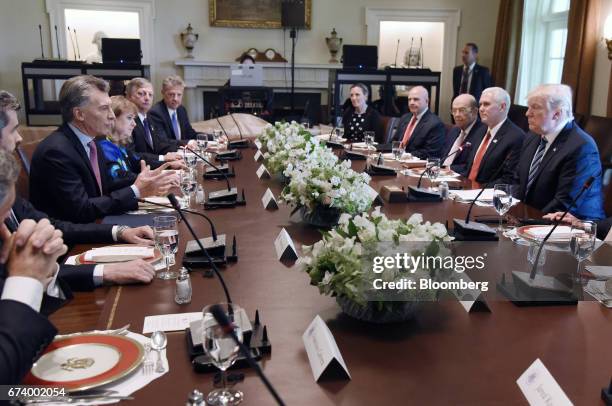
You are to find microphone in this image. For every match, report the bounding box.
[527,175,597,280]
[54,25,61,60]
[228,113,249,149]
[38,24,45,59]
[452,154,512,240]
[394,38,400,67]
[67,26,77,61]
[167,195,232,300]
[417,142,472,188]
[185,147,243,204]
[137,198,227,257]
[325,125,344,150]
[74,28,81,60]
[209,304,286,406]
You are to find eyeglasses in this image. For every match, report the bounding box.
[451,107,474,115]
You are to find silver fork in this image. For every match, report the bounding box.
[142,342,154,376]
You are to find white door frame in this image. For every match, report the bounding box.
[365,7,461,118]
[45,0,156,67]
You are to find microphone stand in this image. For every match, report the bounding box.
[228,113,249,149]
[497,176,598,306]
[167,195,234,293]
[210,305,286,406]
[185,147,246,206]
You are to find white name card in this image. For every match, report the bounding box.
[261,188,278,210]
[254,139,263,150]
[303,315,351,382]
[256,164,271,179]
[274,228,298,261]
[448,272,490,313]
[517,359,573,406]
[254,150,264,162]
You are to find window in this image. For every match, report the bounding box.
[515,0,569,104]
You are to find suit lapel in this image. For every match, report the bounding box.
[528,122,572,188]
[480,120,507,165]
[160,102,175,139]
[62,125,100,195]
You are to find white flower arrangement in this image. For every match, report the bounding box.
[297,208,452,309]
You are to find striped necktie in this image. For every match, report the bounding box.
[171,111,180,140]
[143,117,154,149]
[526,137,548,193]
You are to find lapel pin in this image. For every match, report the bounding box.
[552,148,556,152]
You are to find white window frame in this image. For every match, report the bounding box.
[516,0,569,104]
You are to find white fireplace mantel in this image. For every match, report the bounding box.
[175,59,341,121]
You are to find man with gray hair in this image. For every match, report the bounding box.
[29,75,178,223]
[149,75,199,142]
[1,90,157,290]
[462,87,524,186]
[514,84,604,219]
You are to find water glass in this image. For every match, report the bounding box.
[425,158,441,189]
[492,184,513,232]
[196,133,208,152]
[392,141,402,161]
[201,303,244,406]
[364,131,375,149]
[569,220,597,286]
[153,215,179,279]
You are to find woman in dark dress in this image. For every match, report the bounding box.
[341,83,384,143]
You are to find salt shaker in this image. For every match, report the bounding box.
[438,181,449,200]
[196,184,205,204]
[175,267,192,304]
[186,389,205,406]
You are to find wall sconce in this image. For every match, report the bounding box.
[605,15,612,60]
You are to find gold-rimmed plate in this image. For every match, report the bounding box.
[24,334,144,392]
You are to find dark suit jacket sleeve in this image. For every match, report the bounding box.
[35,147,138,223]
[13,198,114,246]
[59,264,96,292]
[597,218,612,240]
[0,299,56,384]
[540,146,582,214]
[412,119,445,160]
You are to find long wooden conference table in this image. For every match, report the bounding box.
[49,147,612,405]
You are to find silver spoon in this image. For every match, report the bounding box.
[150,331,168,373]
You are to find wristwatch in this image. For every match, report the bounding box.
[116,225,130,242]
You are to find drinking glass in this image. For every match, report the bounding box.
[392,141,402,161]
[153,215,179,279]
[364,131,375,149]
[492,184,513,232]
[180,172,196,209]
[334,127,344,141]
[196,133,209,152]
[569,220,597,286]
[425,158,441,190]
[202,303,244,406]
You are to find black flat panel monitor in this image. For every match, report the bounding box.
[101,38,142,64]
[342,45,378,69]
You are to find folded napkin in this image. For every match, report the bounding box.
[84,247,155,263]
[525,225,582,240]
[451,189,495,202]
[141,196,170,205]
[65,254,166,270]
[585,265,612,279]
[351,142,377,149]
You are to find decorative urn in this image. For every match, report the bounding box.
[180,23,199,59]
[325,28,343,64]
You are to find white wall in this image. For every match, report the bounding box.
[591,0,612,117]
[0,0,500,123]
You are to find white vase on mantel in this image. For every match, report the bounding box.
[325,28,343,64]
[180,23,199,59]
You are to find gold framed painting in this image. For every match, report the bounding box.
[209,0,311,29]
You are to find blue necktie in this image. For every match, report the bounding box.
[171,112,180,140]
[143,117,154,149]
[526,137,548,193]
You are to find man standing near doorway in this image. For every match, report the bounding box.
[452,43,492,103]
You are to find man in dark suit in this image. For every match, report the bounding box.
[125,78,185,169]
[0,151,69,384]
[394,86,445,159]
[462,87,524,186]
[442,94,486,174]
[515,84,604,220]
[149,75,200,144]
[29,75,178,223]
[452,43,492,103]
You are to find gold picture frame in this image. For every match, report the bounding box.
[209,0,311,29]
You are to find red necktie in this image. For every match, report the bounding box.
[88,140,103,194]
[400,115,418,147]
[468,130,492,182]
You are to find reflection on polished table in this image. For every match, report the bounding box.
[50,148,612,405]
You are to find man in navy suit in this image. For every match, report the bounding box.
[514,84,604,220]
[395,86,445,159]
[29,75,178,223]
[452,43,492,103]
[462,87,524,186]
[0,90,157,291]
[442,94,486,174]
[149,75,200,144]
[0,150,67,383]
[126,78,185,169]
